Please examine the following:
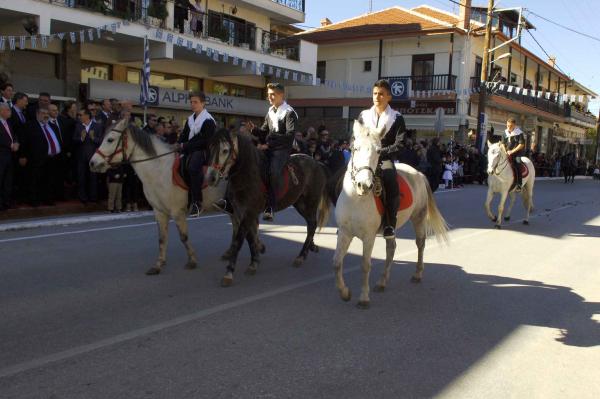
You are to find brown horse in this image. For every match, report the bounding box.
[205,128,330,287]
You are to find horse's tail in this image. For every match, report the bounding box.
[424,176,450,244]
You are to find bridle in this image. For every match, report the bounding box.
[349,145,376,188]
[489,143,509,176]
[210,135,238,180]
[95,126,177,166]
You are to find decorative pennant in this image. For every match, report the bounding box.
[205,47,212,57]
[57,32,65,41]
[222,53,229,63]
[499,84,505,91]
[578,95,584,102]
[522,89,528,96]
[176,37,184,47]
[19,36,26,49]
[537,91,543,98]
[292,72,298,81]
[195,43,202,53]
[155,29,163,40]
[110,23,117,34]
[316,77,321,85]
[570,94,576,102]
[69,32,76,44]
[186,40,193,50]
[261,63,266,73]
[284,70,289,79]
[79,30,85,43]
[515,87,521,94]
[0,37,5,51]
[123,20,130,26]
[41,35,48,48]
[268,66,274,75]
[88,29,94,41]
[213,50,219,62]
[545,92,551,100]
[275,68,281,78]
[96,26,103,39]
[233,56,239,66]
[241,59,248,68]
[507,85,514,93]
[30,36,37,49]
[166,33,173,43]
[9,36,15,50]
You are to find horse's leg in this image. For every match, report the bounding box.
[173,212,198,270]
[292,200,317,267]
[495,191,509,229]
[221,218,248,287]
[146,211,169,275]
[244,218,261,276]
[357,236,376,309]
[221,215,238,261]
[485,188,496,222]
[374,236,396,292]
[411,216,427,283]
[333,228,353,302]
[522,181,533,225]
[504,192,516,221]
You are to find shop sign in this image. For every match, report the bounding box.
[392,101,457,115]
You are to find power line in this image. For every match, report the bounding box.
[527,10,600,44]
[525,28,570,77]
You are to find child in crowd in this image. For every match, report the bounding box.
[107,165,126,213]
[442,156,454,189]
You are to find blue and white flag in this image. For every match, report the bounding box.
[139,36,151,106]
[195,43,202,54]
[155,29,163,40]
[41,35,48,48]
[30,36,37,49]
[19,36,26,49]
[88,29,94,41]
[233,56,239,66]
[0,37,5,51]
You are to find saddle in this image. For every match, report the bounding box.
[260,154,305,202]
[172,154,209,191]
[508,160,529,192]
[373,170,414,216]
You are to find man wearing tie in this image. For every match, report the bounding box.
[48,103,70,201]
[73,109,102,203]
[0,103,19,210]
[22,108,62,206]
[98,99,115,128]
[0,83,14,108]
[9,92,29,202]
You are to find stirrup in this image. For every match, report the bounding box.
[515,185,522,192]
[189,202,203,217]
[262,207,274,221]
[383,226,395,239]
[213,199,233,215]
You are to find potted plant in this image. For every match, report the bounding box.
[148,1,169,21]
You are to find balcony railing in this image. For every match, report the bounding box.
[47,0,166,27]
[565,107,597,125]
[271,0,305,13]
[382,74,457,91]
[175,9,300,61]
[470,77,566,117]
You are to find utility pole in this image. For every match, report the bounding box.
[595,109,600,163]
[476,0,494,149]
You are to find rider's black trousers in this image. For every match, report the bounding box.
[381,160,399,228]
[188,150,206,205]
[264,148,289,210]
[511,155,523,187]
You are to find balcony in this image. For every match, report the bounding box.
[271,0,305,13]
[470,77,566,117]
[382,74,457,92]
[176,9,300,61]
[565,106,597,126]
[47,0,166,27]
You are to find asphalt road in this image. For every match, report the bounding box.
[0,180,599,399]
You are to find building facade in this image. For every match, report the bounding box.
[287,2,596,158]
[0,0,316,127]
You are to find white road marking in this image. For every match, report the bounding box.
[0,201,581,379]
[0,214,228,244]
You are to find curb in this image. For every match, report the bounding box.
[534,176,592,181]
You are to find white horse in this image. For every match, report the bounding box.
[485,140,535,229]
[89,119,226,275]
[332,121,449,309]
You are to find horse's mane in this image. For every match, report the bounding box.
[210,129,261,184]
[111,118,158,157]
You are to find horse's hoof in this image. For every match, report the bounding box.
[410,276,422,283]
[310,244,319,253]
[356,301,370,310]
[184,261,197,270]
[292,257,304,268]
[259,244,266,254]
[244,267,257,276]
[523,220,529,225]
[504,216,510,221]
[494,224,502,230]
[373,284,385,293]
[221,276,233,287]
[340,287,351,302]
[491,216,497,222]
[145,267,161,275]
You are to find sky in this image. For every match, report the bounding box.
[298,0,600,115]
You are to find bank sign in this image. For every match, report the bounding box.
[389,78,410,100]
[88,79,267,116]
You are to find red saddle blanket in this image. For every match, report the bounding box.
[172,155,209,191]
[374,174,414,216]
[513,163,529,178]
[260,162,301,201]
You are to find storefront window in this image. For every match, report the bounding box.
[187,78,201,93]
[213,83,229,96]
[150,73,185,90]
[81,61,111,83]
[230,86,246,97]
[127,69,140,84]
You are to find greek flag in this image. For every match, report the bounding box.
[140,36,150,106]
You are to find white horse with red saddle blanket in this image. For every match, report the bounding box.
[485,140,535,229]
[332,120,449,309]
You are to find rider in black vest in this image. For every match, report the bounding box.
[248,83,298,221]
[358,79,407,240]
[176,91,216,216]
[504,117,526,192]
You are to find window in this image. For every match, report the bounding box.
[324,107,343,118]
[412,54,435,90]
[213,83,228,96]
[150,72,185,90]
[510,73,518,85]
[364,60,372,72]
[490,66,502,81]
[127,69,140,84]
[306,107,324,117]
[81,61,111,83]
[349,107,363,120]
[474,56,483,79]
[316,61,326,84]
[187,78,201,93]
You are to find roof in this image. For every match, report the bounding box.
[412,5,483,30]
[297,6,457,43]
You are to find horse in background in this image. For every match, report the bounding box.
[561,152,577,184]
[330,120,449,309]
[89,119,226,275]
[485,139,535,229]
[205,128,330,287]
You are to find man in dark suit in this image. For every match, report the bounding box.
[48,103,70,201]
[25,92,51,122]
[9,92,29,202]
[0,83,14,108]
[0,103,19,210]
[73,108,102,203]
[97,99,116,128]
[21,108,62,206]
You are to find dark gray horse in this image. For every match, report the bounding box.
[205,128,330,287]
[561,152,577,184]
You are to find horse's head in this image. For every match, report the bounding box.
[90,119,132,173]
[486,139,506,175]
[206,128,238,186]
[348,119,385,196]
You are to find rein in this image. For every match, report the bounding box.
[490,145,510,176]
[95,127,177,167]
[210,136,238,180]
[349,147,376,187]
